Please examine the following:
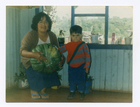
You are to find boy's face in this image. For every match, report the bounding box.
[70,33,82,42]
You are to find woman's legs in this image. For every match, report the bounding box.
[24,66,60,99]
[30,90,40,99]
[39,88,49,99]
[30,88,49,99]
[24,66,49,99]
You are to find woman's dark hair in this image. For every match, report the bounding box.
[70,25,82,34]
[31,12,52,32]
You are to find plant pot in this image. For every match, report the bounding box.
[125,37,132,44]
[90,35,100,44]
[17,79,29,89]
[84,79,92,94]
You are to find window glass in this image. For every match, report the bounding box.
[75,17,105,44]
[108,6,133,45]
[75,6,105,14]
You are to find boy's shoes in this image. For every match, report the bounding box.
[79,92,85,100]
[67,92,75,100]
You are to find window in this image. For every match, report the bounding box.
[73,6,133,45]
[71,6,132,50]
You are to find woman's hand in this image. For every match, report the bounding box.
[21,50,46,63]
[59,56,64,67]
[34,52,46,63]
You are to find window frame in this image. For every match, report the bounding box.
[71,6,132,50]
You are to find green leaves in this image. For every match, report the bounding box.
[14,72,27,82]
[14,63,27,83]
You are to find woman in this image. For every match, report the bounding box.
[20,12,64,99]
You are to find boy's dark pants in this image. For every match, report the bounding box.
[68,63,86,92]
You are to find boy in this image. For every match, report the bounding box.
[59,25,91,100]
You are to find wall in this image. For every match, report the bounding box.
[6,7,35,88]
[59,49,132,93]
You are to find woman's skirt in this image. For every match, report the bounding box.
[24,66,60,91]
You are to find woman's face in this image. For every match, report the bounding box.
[37,16,49,33]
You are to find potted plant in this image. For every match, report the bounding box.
[14,63,29,89]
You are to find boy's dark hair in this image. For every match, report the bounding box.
[31,12,52,32]
[70,25,82,34]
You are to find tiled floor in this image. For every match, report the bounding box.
[6,87,132,102]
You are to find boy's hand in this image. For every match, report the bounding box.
[85,68,89,73]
